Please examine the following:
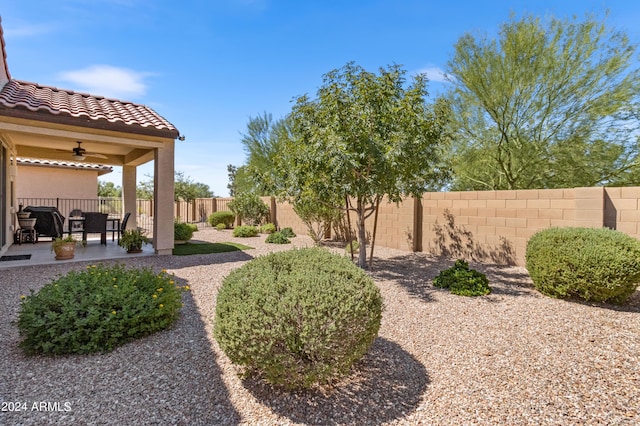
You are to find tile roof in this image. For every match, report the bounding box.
[0,80,179,138]
[17,157,113,175]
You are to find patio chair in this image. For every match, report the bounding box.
[68,209,84,235]
[108,212,131,242]
[82,212,108,245]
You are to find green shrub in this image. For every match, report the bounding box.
[215,223,227,231]
[233,225,259,238]
[228,192,270,226]
[280,227,296,238]
[208,211,235,228]
[214,247,383,389]
[17,264,186,355]
[526,227,640,304]
[265,231,290,244]
[345,240,359,254]
[433,259,491,297]
[174,221,197,241]
[260,223,277,234]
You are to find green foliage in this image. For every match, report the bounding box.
[215,223,227,231]
[526,227,640,304]
[280,227,296,238]
[118,228,150,251]
[228,192,270,226]
[17,264,186,355]
[345,240,359,255]
[232,225,259,238]
[174,171,214,201]
[214,248,383,389]
[208,211,235,228]
[446,14,640,190]
[280,62,450,268]
[265,231,290,244]
[293,195,342,243]
[97,181,122,197]
[137,171,215,201]
[239,112,294,194]
[260,223,277,234]
[227,164,257,196]
[174,222,197,241]
[433,259,491,297]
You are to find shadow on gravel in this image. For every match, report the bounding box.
[369,253,441,302]
[1,274,241,425]
[242,337,429,425]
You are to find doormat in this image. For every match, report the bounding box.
[0,254,32,261]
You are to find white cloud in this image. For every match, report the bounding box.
[57,65,152,100]
[414,66,449,83]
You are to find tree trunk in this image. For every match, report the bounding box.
[356,199,368,269]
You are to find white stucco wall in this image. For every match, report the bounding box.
[16,165,99,199]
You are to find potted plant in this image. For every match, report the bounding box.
[51,235,78,260]
[119,228,150,253]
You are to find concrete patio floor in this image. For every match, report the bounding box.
[0,237,155,269]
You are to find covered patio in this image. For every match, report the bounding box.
[0,236,155,269]
[0,17,180,259]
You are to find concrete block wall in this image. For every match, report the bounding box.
[419,188,589,265]
[200,186,640,267]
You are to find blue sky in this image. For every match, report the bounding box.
[3,0,640,196]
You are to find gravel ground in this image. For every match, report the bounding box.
[1,228,639,425]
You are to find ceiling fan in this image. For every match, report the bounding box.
[65,141,108,161]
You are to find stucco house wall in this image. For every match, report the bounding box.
[16,162,104,199]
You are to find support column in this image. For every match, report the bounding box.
[122,165,137,229]
[153,139,175,255]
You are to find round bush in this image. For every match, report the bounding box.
[433,259,490,296]
[215,223,226,231]
[233,225,259,237]
[17,264,186,355]
[260,223,277,234]
[526,227,640,304]
[280,227,296,238]
[214,247,383,389]
[265,231,290,244]
[174,221,197,241]
[208,211,235,228]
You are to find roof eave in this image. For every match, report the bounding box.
[0,106,180,139]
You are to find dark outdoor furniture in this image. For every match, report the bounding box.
[82,212,108,245]
[23,206,65,239]
[108,212,130,242]
[68,209,84,234]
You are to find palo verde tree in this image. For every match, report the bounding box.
[278,62,450,268]
[239,112,293,195]
[445,13,640,190]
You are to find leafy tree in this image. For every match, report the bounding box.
[174,171,214,201]
[239,112,293,195]
[277,62,450,268]
[228,192,270,226]
[227,164,255,196]
[136,171,214,201]
[445,13,640,190]
[98,181,122,197]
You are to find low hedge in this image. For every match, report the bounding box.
[526,227,640,304]
[208,211,235,228]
